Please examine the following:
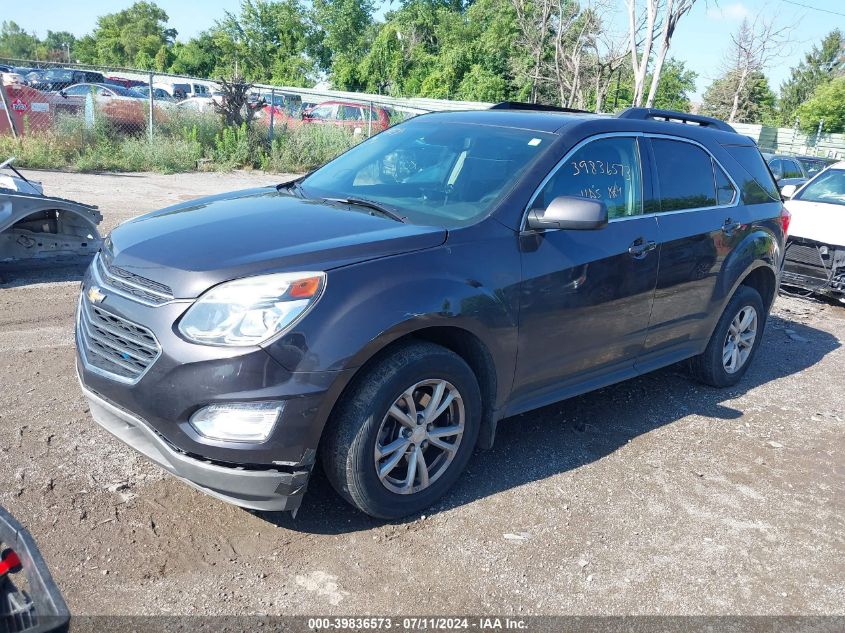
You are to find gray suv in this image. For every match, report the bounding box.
[76,106,787,519]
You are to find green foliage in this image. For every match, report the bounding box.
[647,59,697,112]
[0,21,38,59]
[796,77,845,134]
[213,0,314,85]
[778,30,845,126]
[262,125,359,172]
[701,70,776,124]
[87,1,177,66]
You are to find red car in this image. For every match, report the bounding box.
[301,100,391,134]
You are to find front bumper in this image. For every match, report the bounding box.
[80,383,310,512]
[782,238,845,297]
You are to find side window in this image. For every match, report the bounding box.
[64,84,90,96]
[782,159,802,179]
[339,105,363,121]
[769,159,783,180]
[534,136,643,220]
[308,105,335,120]
[714,161,736,205]
[651,139,717,211]
[721,145,779,204]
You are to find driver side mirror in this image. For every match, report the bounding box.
[526,196,608,231]
[780,184,797,199]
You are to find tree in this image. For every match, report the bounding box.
[701,69,776,124]
[169,33,222,77]
[39,31,77,62]
[214,0,314,85]
[89,2,176,66]
[778,30,845,126]
[311,0,374,89]
[0,21,38,59]
[625,0,659,107]
[644,0,697,107]
[796,77,845,134]
[719,17,791,123]
[647,57,696,111]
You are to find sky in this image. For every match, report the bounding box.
[4,0,845,100]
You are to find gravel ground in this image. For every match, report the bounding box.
[1,169,843,616]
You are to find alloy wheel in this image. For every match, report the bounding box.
[374,379,465,495]
[723,305,758,374]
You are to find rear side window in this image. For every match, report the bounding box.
[782,159,803,179]
[651,139,716,211]
[534,136,643,220]
[721,145,780,204]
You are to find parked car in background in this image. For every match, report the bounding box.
[133,86,178,103]
[105,76,148,89]
[75,106,786,519]
[58,82,153,129]
[302,100,392,134]
[781,162,845,301]
[30,68,105,92]
[762,153,820,192]
[0,72,25,86]
[176,96,216,113]
[794,155,836,178]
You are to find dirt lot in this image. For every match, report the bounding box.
[1,169,843,616]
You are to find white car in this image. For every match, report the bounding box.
[782,161,845,300]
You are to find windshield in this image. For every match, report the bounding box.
[794,168,845,206]
[796,158,827,177]
[42,69,73,81]
[301,120,554,227]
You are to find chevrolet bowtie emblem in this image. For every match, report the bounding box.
[87,285,106,304]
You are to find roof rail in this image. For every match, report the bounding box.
[490,101,593,115]
[617,107,736,133]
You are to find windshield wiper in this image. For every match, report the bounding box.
[276,177,307,197]
[325,197,407,223]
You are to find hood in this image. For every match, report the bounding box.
[785,199,845,248]
[106,187,447,298]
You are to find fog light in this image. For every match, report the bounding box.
[189,401,283,442]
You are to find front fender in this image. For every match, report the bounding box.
[263,224,522,409]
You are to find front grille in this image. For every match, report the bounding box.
[96,252,174,306]
[77,297,161,383]
[785,242,828,268]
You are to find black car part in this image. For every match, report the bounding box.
[0,506,68,633]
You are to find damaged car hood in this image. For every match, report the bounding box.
[785,200,845,248]
[106,187,447,298]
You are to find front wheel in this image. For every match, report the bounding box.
[689,285,766,387]
[321,342,481,519]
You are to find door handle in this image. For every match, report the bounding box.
[722,218,742,234]
[628,238,657,259]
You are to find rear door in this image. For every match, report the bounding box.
[637,136,747,370]
[512,134,660,407]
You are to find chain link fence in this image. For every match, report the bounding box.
[0,59,486,173]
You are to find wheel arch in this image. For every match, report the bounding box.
[320,324,501,453]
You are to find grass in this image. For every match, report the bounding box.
[0,109,363,174]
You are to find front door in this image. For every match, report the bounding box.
[511,135,660,410]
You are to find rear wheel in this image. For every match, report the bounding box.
[321,342,481,519]
[689,285,765,387]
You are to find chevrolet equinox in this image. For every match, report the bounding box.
[76,106,788,519]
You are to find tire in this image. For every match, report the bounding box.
[689,285,766,387]
[321,341,482,519]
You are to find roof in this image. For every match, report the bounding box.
[415,109,600,133]
[416,108,747,143]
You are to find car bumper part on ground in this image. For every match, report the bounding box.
[79,382,311,512]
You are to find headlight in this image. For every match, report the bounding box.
[178,272,325,346]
